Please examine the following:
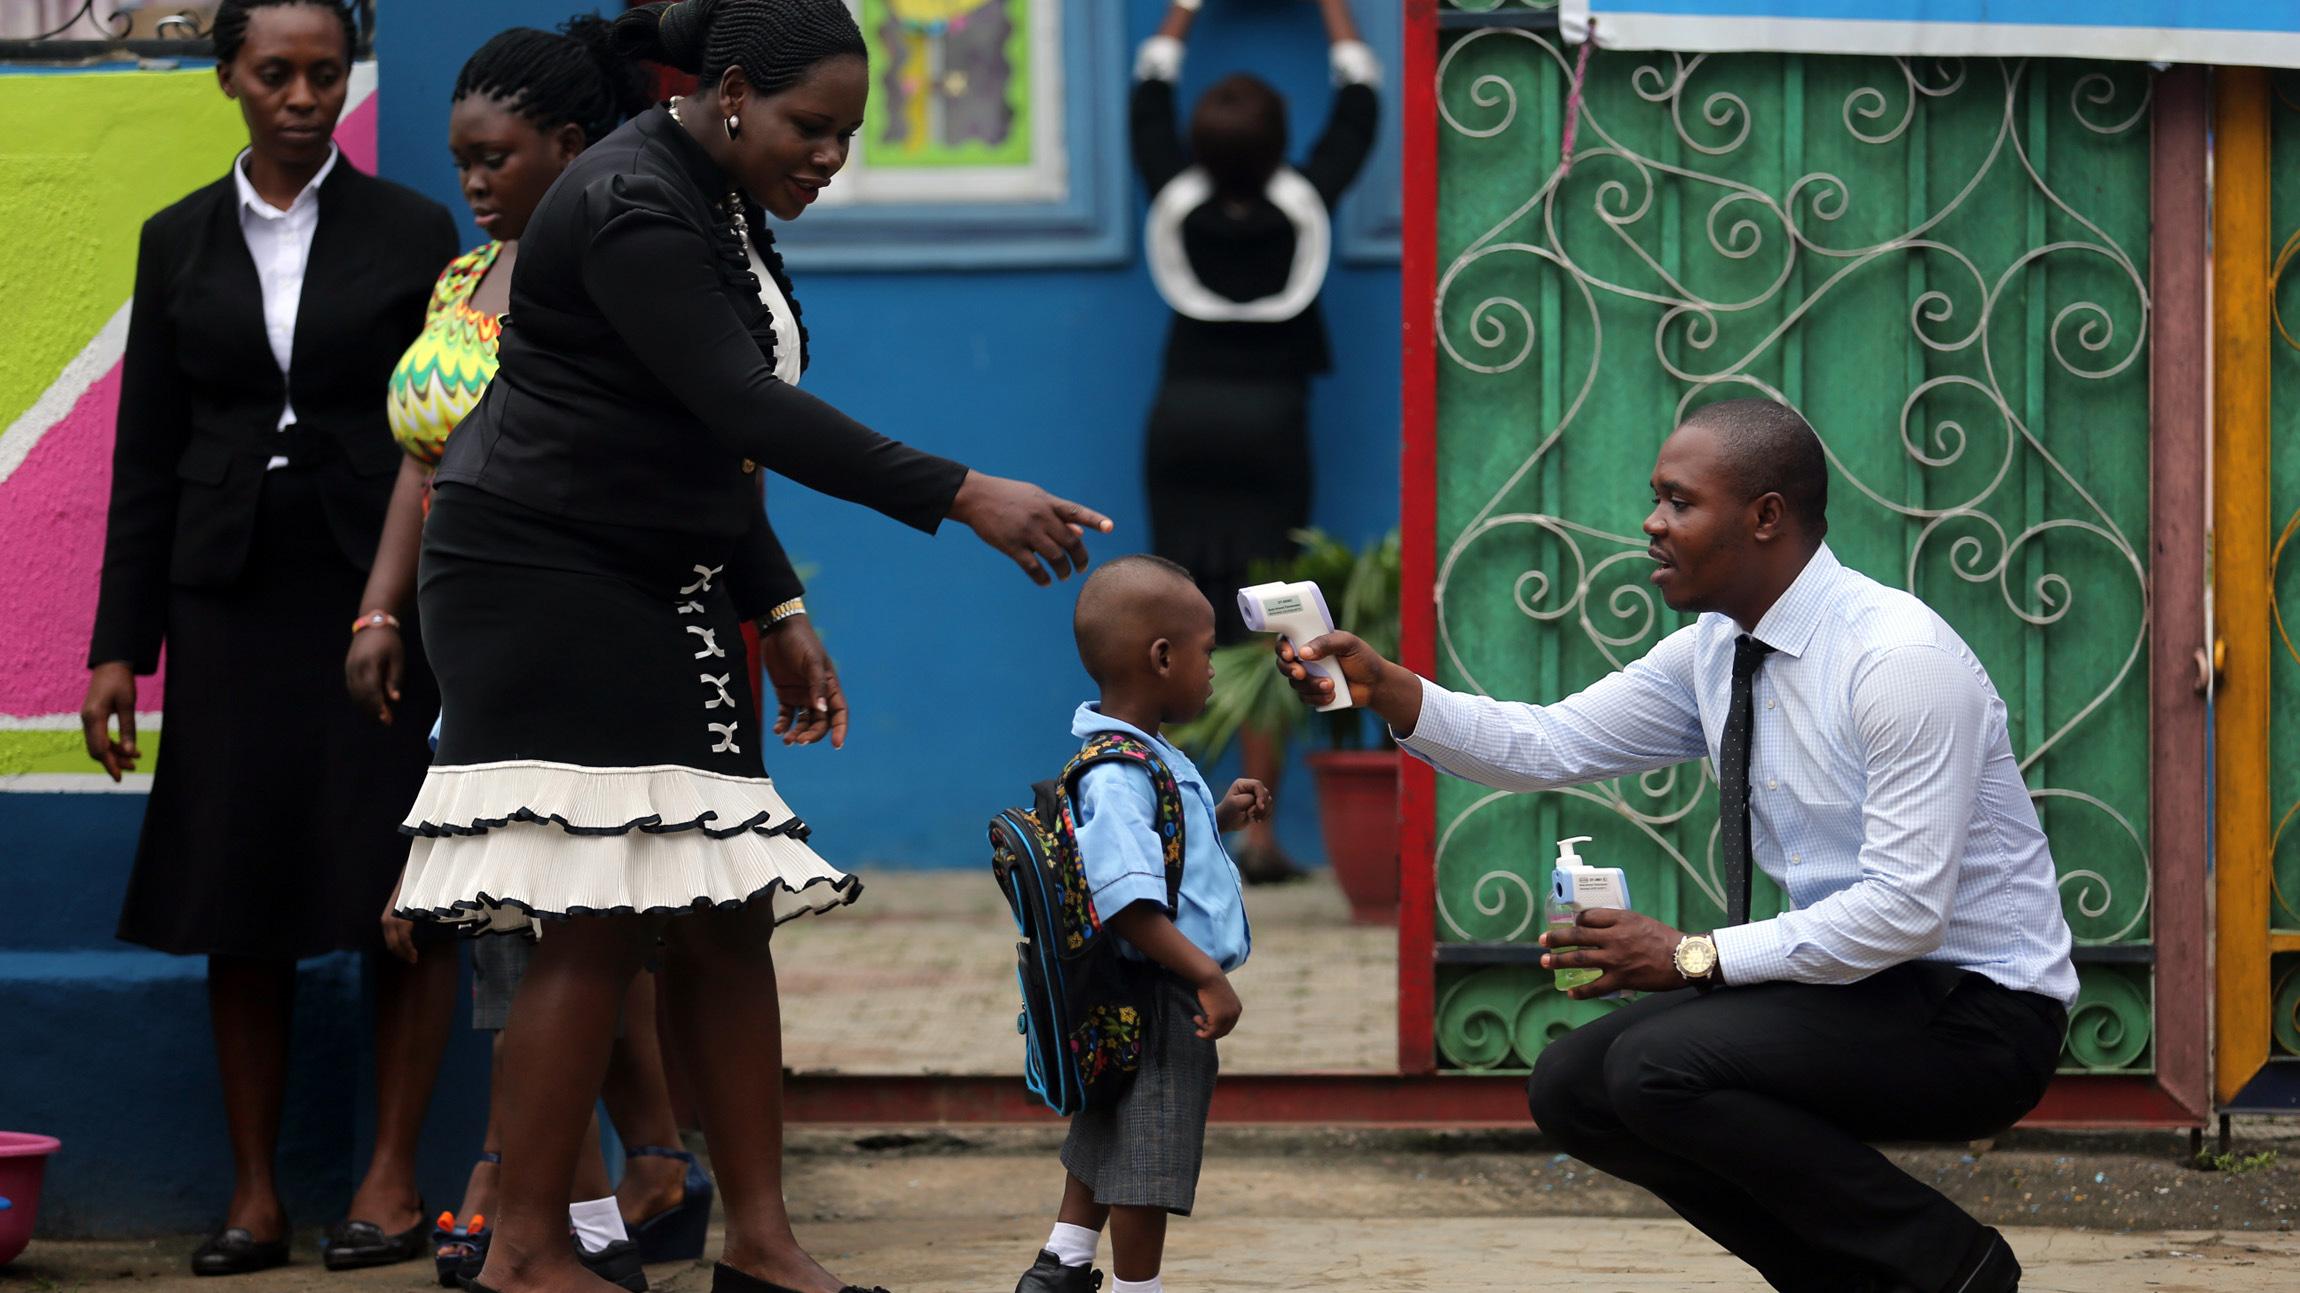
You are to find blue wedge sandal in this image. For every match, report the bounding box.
[625,1145,713,1263]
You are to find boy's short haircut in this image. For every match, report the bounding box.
[1190,73,1288,200]
[1074,554,1200,686]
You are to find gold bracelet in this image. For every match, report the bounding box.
[766,597,807,624]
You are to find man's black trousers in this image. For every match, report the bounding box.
[1527,961,2066,1292]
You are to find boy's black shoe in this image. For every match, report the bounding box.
[1014,1250,1103,1293]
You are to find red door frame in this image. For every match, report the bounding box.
[1396,0,1444,1079]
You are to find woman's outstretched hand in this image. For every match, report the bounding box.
[948,471,1113,585]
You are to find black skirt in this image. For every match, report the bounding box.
[1142,373,1310,644]
[114,466,439,960]
[392,483,855,932]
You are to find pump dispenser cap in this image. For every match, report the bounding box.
[1555,835,1593,865]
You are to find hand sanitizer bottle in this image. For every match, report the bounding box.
[1546,834,1632,993]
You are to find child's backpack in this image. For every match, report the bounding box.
[988,733,1187,1115]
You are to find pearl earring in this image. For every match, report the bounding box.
[724,115,740,140]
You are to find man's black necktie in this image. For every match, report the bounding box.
[1720,634,1775,928]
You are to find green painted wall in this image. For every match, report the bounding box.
[0,68,245,427]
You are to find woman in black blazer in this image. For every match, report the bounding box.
[79,1,461,1275]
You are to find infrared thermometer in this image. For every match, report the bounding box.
[1238,580,1354,713]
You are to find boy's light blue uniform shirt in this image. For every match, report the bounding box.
[1069,703,1251,972]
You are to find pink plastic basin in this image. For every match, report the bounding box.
[0,1132,60,1266]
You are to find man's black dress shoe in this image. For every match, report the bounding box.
[1013,1249,1103,1293]
[191,1226,290,1276]
[322,1212,430,1271]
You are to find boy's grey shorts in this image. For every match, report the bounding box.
[1060,975,1221,1216]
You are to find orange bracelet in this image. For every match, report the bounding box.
[351,610,401,636]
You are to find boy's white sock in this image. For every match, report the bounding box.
[1045,1221,1099,1268]
[568,1196,627,1254]
[1112,1278,1162,1293]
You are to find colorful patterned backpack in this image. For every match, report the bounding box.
[988,733,1188,1115]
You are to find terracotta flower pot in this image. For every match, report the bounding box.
[1306,748,1401,924]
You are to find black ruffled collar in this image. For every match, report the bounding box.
[635,104,810,376]
[749,219,810,376]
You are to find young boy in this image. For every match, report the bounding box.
[1010,555,1271,1293]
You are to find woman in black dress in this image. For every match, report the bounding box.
[1131,0,1380,880]
[389,4,1107,1292]
[80,0,461,1275]
[347,19,714,1283]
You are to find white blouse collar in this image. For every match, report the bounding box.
[232,144,340,221]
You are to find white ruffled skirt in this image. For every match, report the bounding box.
[395,760,858,934]
[395,484,861,934]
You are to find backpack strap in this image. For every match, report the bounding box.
[1060,733,1188,914]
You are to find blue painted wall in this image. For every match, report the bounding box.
[2,0,1398,1237]
[0,795,494,1238]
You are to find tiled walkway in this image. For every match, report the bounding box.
[772,870,1396,1074]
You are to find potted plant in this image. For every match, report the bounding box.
[1174,529,1403,923]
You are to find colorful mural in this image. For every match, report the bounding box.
[0,62,378,786]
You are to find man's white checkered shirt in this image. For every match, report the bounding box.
[1400,542,2078,1006]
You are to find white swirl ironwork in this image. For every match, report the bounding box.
[1430,33,2153,947]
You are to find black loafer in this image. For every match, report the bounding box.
[1015,1249,1103,1293]
[322,1212,430,1271]
[191,1226,290,1276]
[581,1238,649,1293]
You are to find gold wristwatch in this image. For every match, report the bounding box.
[1673,933,1720,988]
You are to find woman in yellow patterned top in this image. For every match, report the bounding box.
[385,241,504,470]
[353,14,651,721]
[347,17,717,1287]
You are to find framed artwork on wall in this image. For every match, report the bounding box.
[842,0,1056,197]
[773,0,1127,269]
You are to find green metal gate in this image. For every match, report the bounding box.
[1426,24,2157,1077]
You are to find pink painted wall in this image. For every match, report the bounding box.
[0,367,139,715]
